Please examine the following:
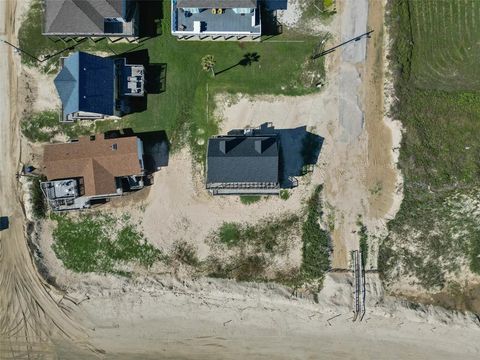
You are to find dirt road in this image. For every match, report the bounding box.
[0,1,88,357]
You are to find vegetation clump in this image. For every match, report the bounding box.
[380,0,480,292]
[21,110,95,142]
[52,213,162,274]
[357,218,368,266]
[216,215,300,254]
[300,185,330,279]
[209,185,331,287]
[30,177,47,219]
[279,190,290,200]
[239,195,262,205]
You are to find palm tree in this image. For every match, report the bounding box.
[201,55,216,77]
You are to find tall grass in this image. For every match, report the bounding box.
[380,0,480,290]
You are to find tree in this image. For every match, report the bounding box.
[201,55,216,77]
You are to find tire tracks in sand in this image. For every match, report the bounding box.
[0,1,91,358]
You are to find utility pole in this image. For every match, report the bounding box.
[312,30,374,59]
[1,39,43,62]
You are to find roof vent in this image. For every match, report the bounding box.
[90,135,95,141]
[112,143,118,151]
[255,139,267,154]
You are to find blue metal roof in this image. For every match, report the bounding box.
[54,52,115,117]
[54,53,79,116]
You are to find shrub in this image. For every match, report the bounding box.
[240,195,262,205]
[31,177,47,219]
[218,222,242,247]
[300,185,330,279]
[280,190,290,200]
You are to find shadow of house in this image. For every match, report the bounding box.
[108,49,167,115]
[119,51,167,94]
[137,131,170,172]
[227,122,323,188]
[263,0,288,11]
[137,0,164,38]
[260,2,284,37]
[145,63,167,94]
[104,128,169,174]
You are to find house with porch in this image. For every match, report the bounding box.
[42,0,140,39]
[206,128,280,195]
[171,0,261,40]
[41,134,146,211]
[54,51,144,122]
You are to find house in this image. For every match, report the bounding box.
[206,129,279,195]
[41,134,146,211]
[54,51,144,122]
[171,0,261,40]
[42,0,139,38]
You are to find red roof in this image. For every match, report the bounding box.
[43,135,142,196]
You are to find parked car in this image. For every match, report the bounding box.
[0,216,9,231]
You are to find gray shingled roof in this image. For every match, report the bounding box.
[44,0,123,34]
[177,0,257,9]
[206,136,279,184]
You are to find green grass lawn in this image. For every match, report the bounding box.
[380,0,480,292]
[18,1,325,162]
[409,0,480,91]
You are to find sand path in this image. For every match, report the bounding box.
[0,0,89,358]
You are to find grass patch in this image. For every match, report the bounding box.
[239,195,262,205]
[299,0,336,21]
[279,190,290,200]
[18,1,325,162]
[206,214,300,282]
[215,215,300,254]
[300,185,330,279]
[208,186,331,286]
[21,110,95,142]
[30,176,47,219]
[408,0,480,91]
[218,222,242,247]
[380,0,480,291]
[52,213,162,274]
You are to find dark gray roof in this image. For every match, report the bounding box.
[44,0,124,34]
[206,136,279,184]
[177,0,257,9]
